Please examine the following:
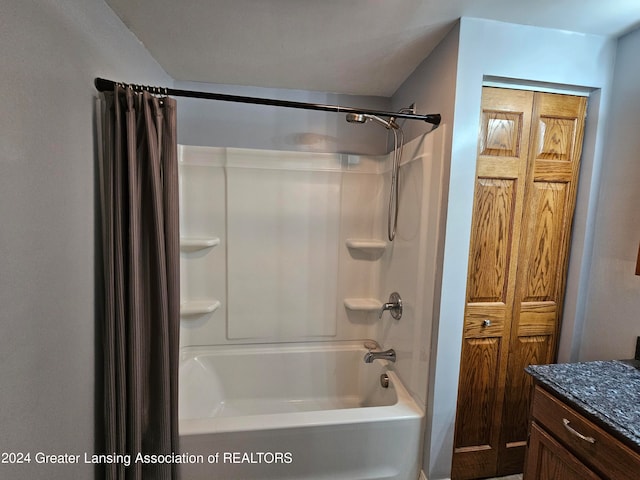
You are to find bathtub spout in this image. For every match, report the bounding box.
[364,349,396,363]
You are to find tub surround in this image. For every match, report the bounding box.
[177,137,440,479]
[178,135,438,352]
[526,360,640,449]
[178,145,388,346]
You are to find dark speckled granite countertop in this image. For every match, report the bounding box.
[526,360,640,450]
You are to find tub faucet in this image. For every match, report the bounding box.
[364,349,396,363]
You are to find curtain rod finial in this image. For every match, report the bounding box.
[95,77,115,92]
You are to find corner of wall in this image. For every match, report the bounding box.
[388,21,461,477]
[573,27,640,361]
[425,17,617,477]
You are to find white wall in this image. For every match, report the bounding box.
[177,146,390,347]
[0,0,171,478]
[377,128,446,405]
[426,17,616,479]
[578,26,640,361]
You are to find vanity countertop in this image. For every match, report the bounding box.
[526,359,640,450]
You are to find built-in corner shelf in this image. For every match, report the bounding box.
[346,239,387,251]
[345,239,386,259]
[344,298,382,312]
[180,237,220,252]
[180,300,221,317]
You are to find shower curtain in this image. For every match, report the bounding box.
[98,86,180,480]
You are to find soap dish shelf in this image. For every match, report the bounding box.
[344,298,382,311]
[180,237,220,252]
[180,300,221,316]
[345,239,387,253]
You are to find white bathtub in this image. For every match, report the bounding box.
[178,342,424,480]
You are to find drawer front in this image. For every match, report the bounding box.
[532,386,640,480]
[525,422,602,480]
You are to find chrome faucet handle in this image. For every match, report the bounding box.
[378,292,402,320]
[379,302,394,318]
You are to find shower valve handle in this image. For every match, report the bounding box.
[379,292,402,320]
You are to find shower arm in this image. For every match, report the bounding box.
[94,77,441,127]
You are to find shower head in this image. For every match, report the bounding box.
[345,113,367,124]
[345,112,396,129]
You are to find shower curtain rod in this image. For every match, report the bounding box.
[94,77,441,127]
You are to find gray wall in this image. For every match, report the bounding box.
[2,2,634,479]
[390,22,460,478]
[427,18,616,479]
[0,0,170,478]
[578,26,640,361]
[0,3,392,479]
[176,80,390,155]
[391,22,459,146]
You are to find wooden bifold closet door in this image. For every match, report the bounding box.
[451,87,587,480]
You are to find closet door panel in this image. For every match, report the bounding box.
[520,182,569,303]
[454,88,588,479]
[499,92,587,475]
[498,334,552,473]
[467,178,516,304]
[452,88,534,480]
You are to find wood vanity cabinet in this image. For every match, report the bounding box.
[524,385,640,480]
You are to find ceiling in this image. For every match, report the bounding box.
[106,0,640,97]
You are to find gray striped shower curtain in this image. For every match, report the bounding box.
[98,86,180,480]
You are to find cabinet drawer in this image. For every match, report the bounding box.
[532,386,640,480]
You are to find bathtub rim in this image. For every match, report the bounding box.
[180,339,383,359]
[179,340,424,436]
